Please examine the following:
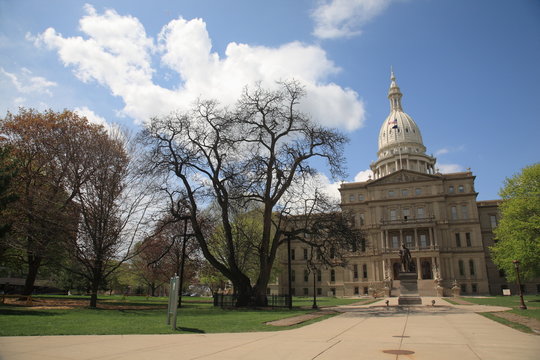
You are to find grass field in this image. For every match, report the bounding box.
[461,295,540,320]
[0,295,356,336]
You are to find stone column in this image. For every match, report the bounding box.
[380,231,385,252]
[416,257,422,280]
[414,228,418,249]
[429,227,434,249]
[384,229,388,250]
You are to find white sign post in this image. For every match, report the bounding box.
[166,275,180,330]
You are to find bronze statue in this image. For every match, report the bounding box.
[399,243,414,272]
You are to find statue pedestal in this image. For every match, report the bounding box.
[398,272,422,305]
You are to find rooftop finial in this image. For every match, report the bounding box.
[391,66,395,81]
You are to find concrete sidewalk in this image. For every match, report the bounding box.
[1,297,539,360]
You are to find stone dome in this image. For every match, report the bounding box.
[378,110,424,155]
[370,71,436,179]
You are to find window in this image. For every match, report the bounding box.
[451,206,458,220]
[405,235,413,248]
[304,270,309,282]
[331,288,336,296]
[361,238,366,252]
[291,249,295,260]
[458,260,465,276]
[458,185,464,193]
[392,235,399,249]
[317,270,321,282]
[402,208,410,219]
[466,232,472,247]
[455,233,461,247]
[460,284,467,293]
[349,194,355,202]
[353,265,358,279]
[461,205,468,219]
[420,234,427,248]
[471,284,478,293]
[330,247,335,259]
[388,190,395,197]
[362,264,368,279]
[363,287,368,295]
[401,189,409,197]
[417,207,424,219]
[415,188,422,195]
[303,248,308,260]
[354,287,359,295]
[291,270,295,282]
[490,215,497,229]
[449,185,455,193]
[317,288,322,295]
[469,260,475,276]
[330,270,335,282]
[303,288,308,295]
[390,209,397,220]
[358,194,365,201]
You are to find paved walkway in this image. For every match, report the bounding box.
[1,297,539,360]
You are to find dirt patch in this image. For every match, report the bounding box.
[491,311,540,334]
[266,310,336,327]
[448,297,475,305]
[2,297,166,310]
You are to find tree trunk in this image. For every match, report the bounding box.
[89,279,100,308]
[233,278,253,307]
[22,253,42,296]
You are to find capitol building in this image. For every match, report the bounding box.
[277,73,537,297]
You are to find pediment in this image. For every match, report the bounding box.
[368,170,439,186]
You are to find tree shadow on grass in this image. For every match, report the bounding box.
[176,326,205,333]
[0,308,58,316]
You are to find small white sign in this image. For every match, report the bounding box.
[502,289,511,296]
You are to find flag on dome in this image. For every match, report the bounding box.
[388,119,398,129]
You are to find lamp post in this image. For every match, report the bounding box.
[512,260,527,310]
[287,234,293,309]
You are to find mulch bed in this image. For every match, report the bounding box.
[490,311,540,334]
[2,297,166,310]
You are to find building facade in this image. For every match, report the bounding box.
[276,72,538,297]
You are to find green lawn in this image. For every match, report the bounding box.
[0,295,350,336]
[461,295,540,321]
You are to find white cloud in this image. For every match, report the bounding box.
[437,163,464,173]
[435,148,449,156]
[353,169,373,182]
[435,145,464,156]
[1,67,57,96]
[34,5,365,130]
[311,0,394,39]
[74,106,108,127]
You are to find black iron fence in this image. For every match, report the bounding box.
[213,293,291,308]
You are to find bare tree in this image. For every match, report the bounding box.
[68,130,159,308]
[141,81,350,306]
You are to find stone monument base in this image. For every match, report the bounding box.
[398,272,422,305]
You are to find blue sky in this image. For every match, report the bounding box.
[1,0,539,200]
